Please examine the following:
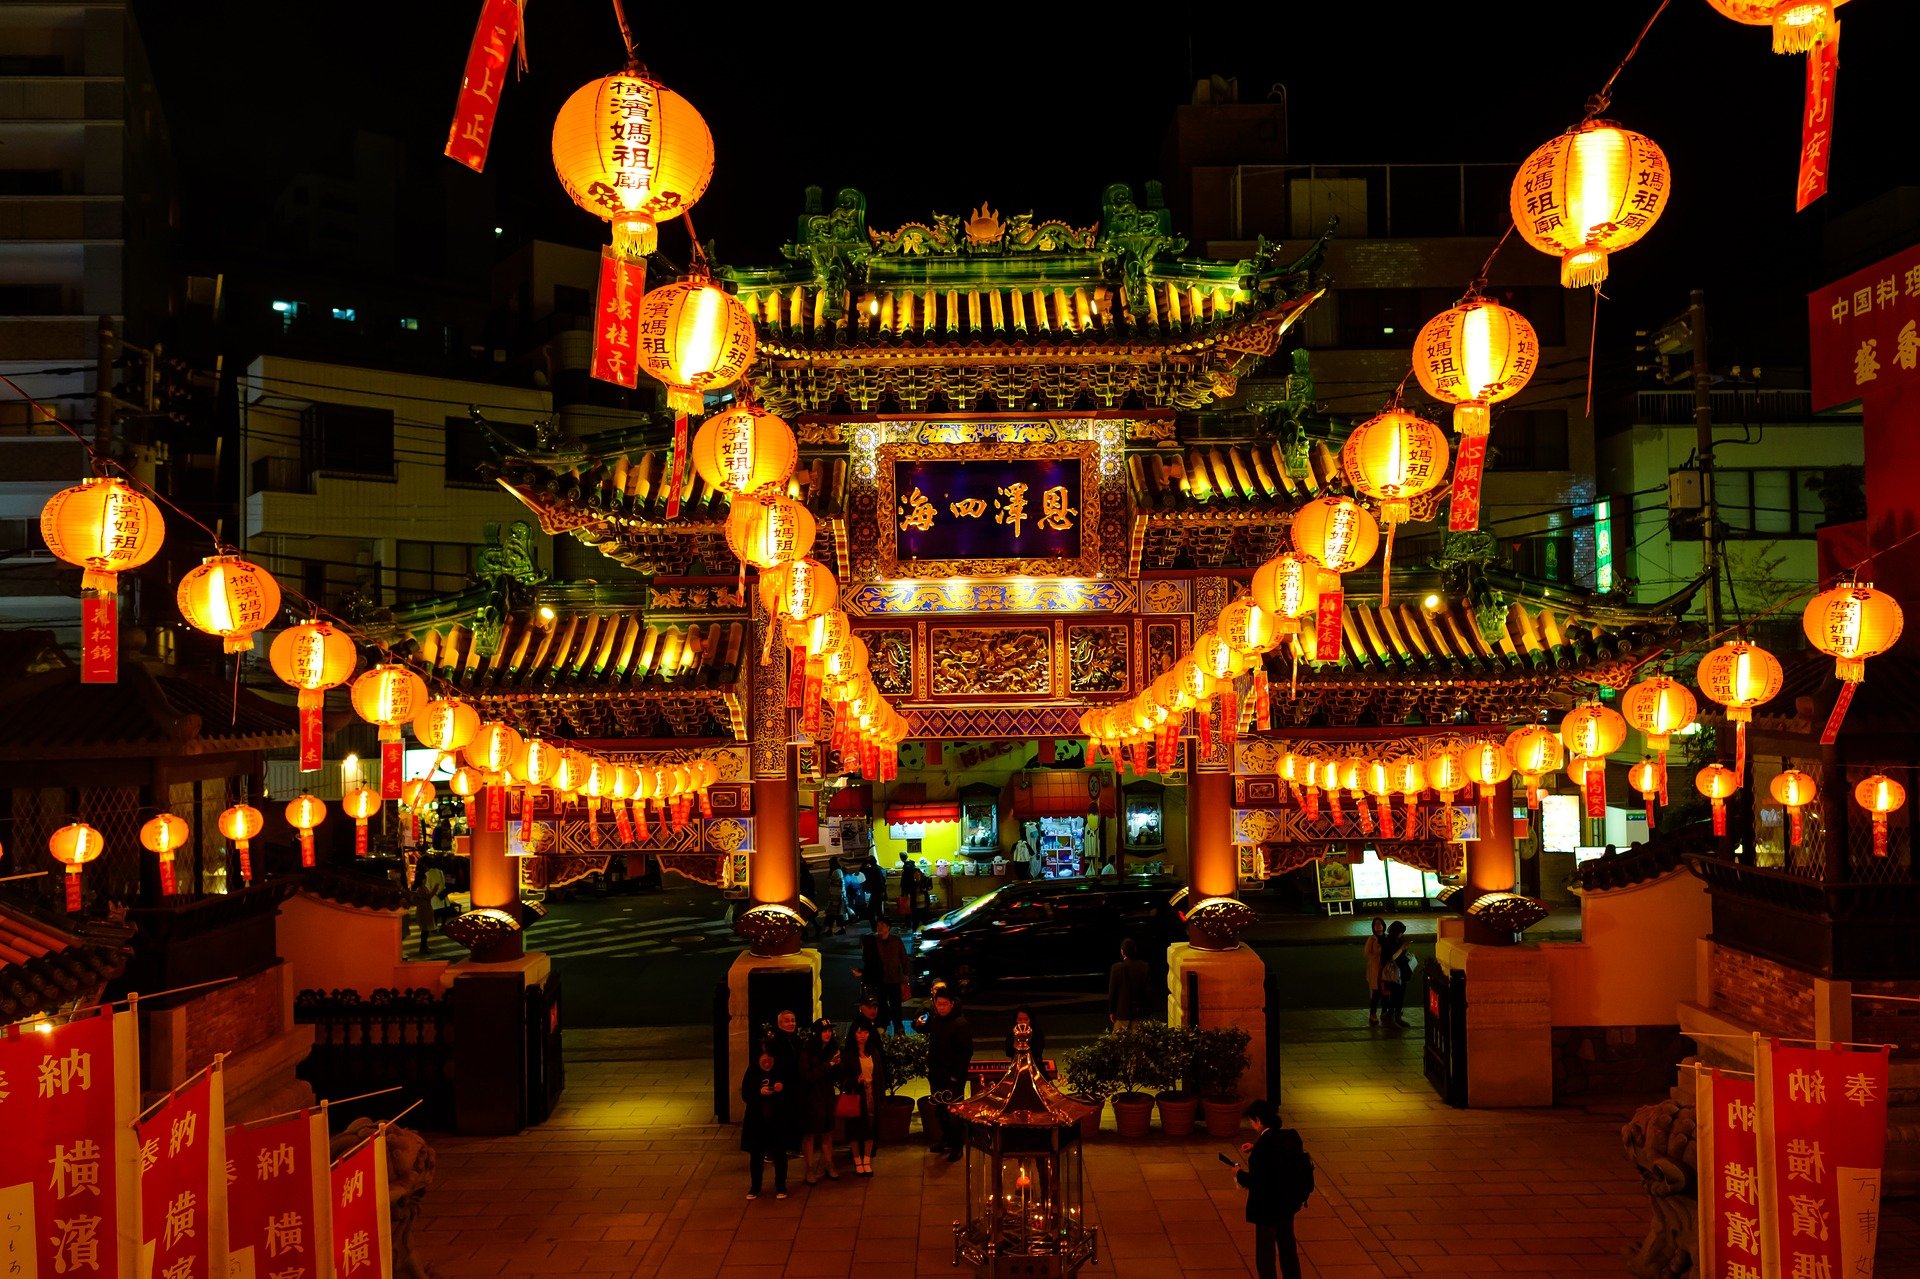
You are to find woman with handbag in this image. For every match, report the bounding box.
[1379,921,1412,1029]
[838,1021,891,1175]
[797,1018,842,1182]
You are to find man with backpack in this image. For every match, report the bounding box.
[1233,1098,1312,1279]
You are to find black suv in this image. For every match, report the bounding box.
[911,874,1186,993]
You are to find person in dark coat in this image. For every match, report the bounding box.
[740,1045,794,1200]
[1379,921,1412,1028]
[1002,1007,1046,1064]
[838,1021,892,1176]
[862,858,888,928]
[853,919,909,1034]
[797,1018,842,1183]
[924,990,974,1161]
[1233,1099,1310,1279]
[1107,938,1150,1031]
[766,1009,805,1116]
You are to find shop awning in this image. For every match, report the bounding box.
[827,783,872,815]
[885,802,960,825]
[1004,770,1115,819]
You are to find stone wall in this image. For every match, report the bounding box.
[1708,944,1815,1038]
[1850,977,1920,1059]
[1551,1024,1690,1100]
[182,964,285,1076]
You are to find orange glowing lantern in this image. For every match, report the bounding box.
[727,492,816,570]
[1704,0,1846,53]
[1193,630,1248,750]
[140,813,190,897]
[176,554,282,653]
[1802,581,1904,741]
[285,794,326,867]
[1365,759,1400,839]
[1424,740,1467,805]
[1696,764,1740,837]
[1218,598,1278,731]
[47,822,104,912]
[42,476,165,683]
[1621,675,1697,804]
[1340,409,1449,603]
[578,756,612,844]
[1412,298,1538,531]
[635,277,757,416]
[691,403,797,498]
[1695,640,1784,780]
[552,69,713,260]
[1251,552,1319,628]
[401,776,436,846]
[1628,758,1662,826]
[269,621,359,771]
[415,697,481,759]
[463,720,522,833]
[1855,773,1906,858]
[218,802,264,883]
[350,664,429,798]
[341,786,380,857]
[449,765,483,828]
[1464,738,1513,803]
[1511,120,1671,288]
[1290,495,1380,662]
[1561,703,1627,818]
[1505,725,1565,810]
[515,736,561,841]
[1770,769,1818,848]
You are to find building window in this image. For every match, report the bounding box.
[394,541,473,603]
[1487,408,1570,471]
[302,402,394,479]
[1671,468,1831,540]
[330,307,357,322]
[1502,533,1575,583]
[399,317,419,331]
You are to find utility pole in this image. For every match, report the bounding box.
[1689,289,1722,629]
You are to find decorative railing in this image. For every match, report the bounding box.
[294,987,455,1129]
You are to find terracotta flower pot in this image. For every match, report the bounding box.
[1071,1095,1104,1140]
[1111,1092,1155,1139]
[878,1096,915,1144]
[1157,1091,1198,1137]
[1202,1098,1243,1140]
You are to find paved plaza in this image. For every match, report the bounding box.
[407,1010,1861,1279]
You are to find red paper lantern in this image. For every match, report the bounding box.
[1511,121,1671,288]
[139,813,190,896]
[1854,773,1905,858]
[219,803,264,882]
[1802,581,1904,741]
[47,822,104,912]
[341,786,380,858]
[350,665,429,799]
[1505,726,1564,810]
[177,554,282,653]
[1696,640,1784,781]
[269,621,358,772]
[42,477,165,683]
[1770,769,1818,848]
[1628,758,1662,827]
[285,794,326,867]
[1704,0,1846,53]
[1696,764,1740,837]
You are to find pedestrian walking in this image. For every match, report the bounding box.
[924,989,974,1161]
[838,1021,891,1176]
[1379,921,1411,1028]
[862,857,888,929]
[1363,917,1387,1027]
[1107,938,1150,1032]
[797,1018,842,1182]
[903,859,934,928]
[822,856,847,934]
[853,918,909,1035]
[1231,1099,1314,1279]
[741,1043,795,1200]
[840,857,866,922]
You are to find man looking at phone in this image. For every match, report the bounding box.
[1228,1099,1313,1279]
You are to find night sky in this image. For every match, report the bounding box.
[138,1,1919,372]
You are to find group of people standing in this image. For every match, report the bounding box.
[1363,917,1416,1028]
[739,1005,895,1198]
[806,855,938,935]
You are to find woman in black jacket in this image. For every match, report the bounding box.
[837,1021,892,1175]
[797,1018,842,1183]
[740,1044,795,1200]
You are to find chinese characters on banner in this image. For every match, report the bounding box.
[138,1064,228,1279]
[81,594,117,685]
[890,459,1083,563]
[1796,24,1840,212]
[328,1135,389,1279]
[1696,1067,1764,1279]
[442,0,522,174]
[590,248,644,390]
[1756,1040,1891,1279]
[1806,240,1920,412]
[1446,436,1489,533]
[0,1010,141,1279]
[225,1110,331,1279]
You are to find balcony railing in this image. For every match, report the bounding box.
[250,455,308,495]
[1633,388,1821,425]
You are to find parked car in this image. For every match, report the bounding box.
[911,874,1186,993]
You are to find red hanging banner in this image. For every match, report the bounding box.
[354,823,368,858]
[613,800,634,845]
[81,592,116,684]
[665,414,690,520]
[1315,589,1344,661]
[485,784,506,833]
[1757,1040,1890,1279]
[226,1110,331,1279]
[0,1009,141,1279]
[590,248,644,389]
[138,1065,228,1279]
[330,1132,393,1279]
[443,0,521,173]
[1583,761,1607,818]
[1819,681,1856,746]
[158,856,176,897]
[1447,435,1489,532]
[1796,24,1840,213]
[298,701,323,773]
[380,740,403,800]
[297,829,315,868]
[1696,1068,1764,1279]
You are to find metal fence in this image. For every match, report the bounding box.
[294,987,456,1130]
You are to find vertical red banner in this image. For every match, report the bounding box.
[1696,1068,1764,1279]
[1583,762,1606,818]
[1819,681,1856,745]
[485,784,506,833]
[1447,435,1489,532]
[298,830,315,867]
[666,413,689,520]
[138,1065,228,1279]
[590,249,644,389]
[1757,1040,1891,1279]
[1796,25,1840,212]
[0,1009,140,1279]
[354,824,368,858]
[1315,590,1344,661]
[298,704,323,772]
[226,1109,332,1279]
[380,740,403,799]
[330,1134,392,1279]
[81,593,116,684]
[443,0,521,173]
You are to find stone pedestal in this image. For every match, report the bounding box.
[442,951,553,1135]
[1167,941,1268,1102]
[1435,937,1553,1107]
[724,947,821,1123]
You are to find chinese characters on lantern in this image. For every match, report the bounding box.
[1757,1041,1891,1279]
[443,0,522,173]
[227,1109,331,1279]
[889,458,1086,568]
[138,1065,228,1279]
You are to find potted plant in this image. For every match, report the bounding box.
[1109,1022,1168,1138]
[879,1030,926,1144]
[1154,1024,1200,1137]
[1189,1025,1254,1139]
[1061,1036,1121,1140]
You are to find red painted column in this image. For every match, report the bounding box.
[1463,780,1519,946]
[466,826,523,960]
[1188,761,1238,902]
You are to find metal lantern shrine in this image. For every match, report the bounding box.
[47,822,104,912]
[285,794,326,867]
[1290,495,1380,662]
[949,1026,1097,1278]
[1802,581,1904,739]
[1697,764,1740,836]
[551,68,714,260]
[218,803,264,882]
[1621,675,1697,805]
[1770,769,1819,848]
[341,786,381,857]
[139,813,190,896]
[1505,725,1564,809]
[635,276,757,415]
[41,476,165,682]
[1695,640,1785,779]
[176,554,282,653]
[691,403,797,498]
[1705,0,1846,53]
[1412,297,1538,530]
[1511,120,1671,288]
[1561,703,1627,818]
[415,697,481,758]
[1340,409,1448,602]
[1629,758,1662,826]
[269,620,359,771]
[1855,773,1906,858]
[350,664,429,798]
[727,492,816,570]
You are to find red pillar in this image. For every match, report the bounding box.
[752,767,799,911]
[466,827,523,960]
[1188,762,1237,901]
[1463,781,1519,946]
